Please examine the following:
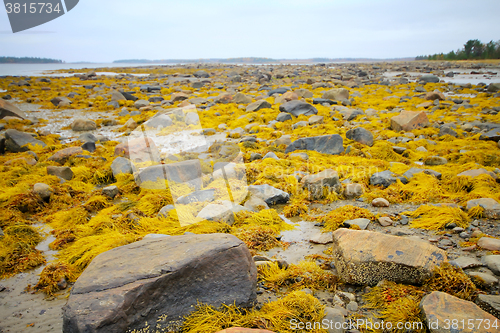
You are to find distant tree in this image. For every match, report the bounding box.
[416,39,500,60]
[471,39,484,58]
[464,40,475,58]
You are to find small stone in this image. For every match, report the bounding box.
[424,156,448,166]
[102,185,119,199]
[344,183,363,198]
[372,198,390,207]
[478,237,500,251]
[309,232,333,245]
[377,216,393,227]
[33,183,52,201]
[71,119,96,131]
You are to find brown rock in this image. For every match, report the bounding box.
[4,156,37,166]
[344,183,363,198]
[281,91,299,102]
[377,216,393,227]
[309,232,333,244]
[372,198,390,207]
[390,111,430,132]
[71,119,97,131]
[458,168,497,180]
[420,291,497,333]
[47,166,73,180]
[332,229,447,285]
[467,198,500,219]
[0,99,25,119]
[216,93,233,104]
[424,91,445,101]
[478,237,500,251]
[322,88,349,101]
[300,169,341,200]
[48,147,83,164]
[170,92,189,102]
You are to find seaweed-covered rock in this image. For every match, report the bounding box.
[300,169,341,199]
[48,147,83,164]
[285,135,344,155]
[136,160,202,190]
[47,166,73,181]
[247,184,290,205]
[420,292,497,333]
[0,100,25,119]
[332,229,446,285]
[33,183,52,201]
[346,127,373,146]
[279,100,318,117]
[4,129,46,152]
[475,294,500,319]
[111,157,133,176]
[369,170,397,188]
[466,198,500,219]
[390,111,429,132]
[62,234,257,333]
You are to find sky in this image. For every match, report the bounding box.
[1,0,500,63]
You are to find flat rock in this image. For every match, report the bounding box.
[0,99,25,119]
[482,255,500,275]
[332,229,447,285]
[468,272,498,288]
[450,256,483,269]
[246,100,272,112]
[480,128,500,142]
[420,291,497,333]
[458,168,497,180]
[343,218,370,230]
[476,294,500,319]
[4,129,46,152]
[322,88,349,101]
[279,100,318,117]
[71,119,97,131]
[62,234,257,333]
[285,134,344,155]
[48,147,83,164]
[478,237,500,251]
[309,232,333,244]
[247,184,289,205]
[346,127,373,146]
[136,160,202,190]
[390,111,429,132]
[467,198,500,219]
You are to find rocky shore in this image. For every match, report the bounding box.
[1,61,500,333]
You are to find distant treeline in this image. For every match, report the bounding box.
[416,39,500,60]
[114,57,278,64]
[0,56,63,64]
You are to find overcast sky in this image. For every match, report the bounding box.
[1,0,500,63]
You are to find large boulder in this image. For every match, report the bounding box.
[301,169,341,199]
[135,160,202,190]
[279,100,318,117]
[322,88,349,101]
[390,111,429,132]
[4,129,46,152]
[332,229,446,285]
[285,135,344,155]
[62,234,257,333]
[370,170,397,188]
[346,127,373,146]
[420,292,497,333]
[0,100,25,119]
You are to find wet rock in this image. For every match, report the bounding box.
[478,237,500,251]
[0,99,25,119]
[369,170,397,188]
[344,183,363,198]
[246,100,272,112]
[33,183,52,201]
[322,88,349,101]
[48,147,83,164]
[310,232,333,244]
[247,184,290,205]
[346,127,374,146]
[243,195,269,212]
[466,198,500,219]
[372,198,390,207]
[332,229,447,285]
[4,129,46,152]
[279,100,318,117]
[301,169,341,199]
[285,135,344,155]
[420,291,497,333]
[71,119,97,131]
[344,218,370,230]
[47,166,73,181]
[176,189,215,204]
[102,185,119,199]
[476,294,500,319]
[479,128,500,142]
[390,111,429,132]
[482,255,500,275]
[136,160,202,190]
[111,157,133,176]
[62,234,257,333]
[424,156,448,166]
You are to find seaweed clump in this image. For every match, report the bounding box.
[404,204,470,230]
[308,205,374,231]
[423,262,478,301]
[34,262,76,296]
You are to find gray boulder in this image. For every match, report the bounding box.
[285,134,344,155]
[370,170,397,188]
[279,100,318,117]
[247,184,290,205]
[4,129,46,152]
[246,99,272,112]
[480,128,500,142]
[276,112,292,122]
[111,157,133,177]
[419,75,440,83]
[62,234,257,333]
[346,127,373,146]
[0,100,25,119]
